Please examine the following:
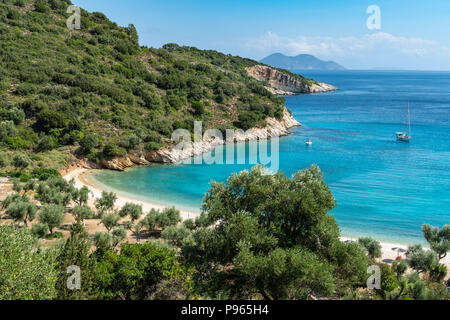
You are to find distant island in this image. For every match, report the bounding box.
[261,53,346,71]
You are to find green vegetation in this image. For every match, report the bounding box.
[0,0,447,302]
[0,224,58,299]
[0,0,298,175]
[0,164,449,300]
[182,165,368,299]
[358,237,382,261]
[38,203,65,234]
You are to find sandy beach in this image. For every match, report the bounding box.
[62,167,450,268]
[63,167,201,222]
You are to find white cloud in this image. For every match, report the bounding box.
[243,32,450,70]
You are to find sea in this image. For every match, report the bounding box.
[89,70,450,244]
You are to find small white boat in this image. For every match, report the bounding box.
[396,102,412,143]
[396,132,411,142]
[305,139,312,146]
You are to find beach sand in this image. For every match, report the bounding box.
[63,168,200,222]
[63,168,450,269]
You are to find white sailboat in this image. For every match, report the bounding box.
[396,102,411,142]
[305,138,312,146]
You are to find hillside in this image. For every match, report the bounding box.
[0,0,333,174]
[261,53,346,71]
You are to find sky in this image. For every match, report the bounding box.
[73,0,450,70]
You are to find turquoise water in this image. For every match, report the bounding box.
[90,70,450,244]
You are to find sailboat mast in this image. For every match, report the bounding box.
[408,102,411,137]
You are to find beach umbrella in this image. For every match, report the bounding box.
[392,247,407,258]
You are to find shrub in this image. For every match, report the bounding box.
[238,111,260,130]
[0,225,58,299]
[79,133,99,154]
[37,135,58,152]
[15,83,37,96]
[144,142,162,151]
[92,243,194,300]
[36,110,67,133]
[191,100,205,115]
[150,119,172,136]
[31,223,49,239]
[12,153,31,169]
[93,232,113,253]
[5,136,32,150]
[102,143,127,159]
[144,131,162,143]
[120,133,141,150]
[7,107,25,125]
[358,237,382,260]
[34,1,49,13]
[0,120,17,141]
[31,168,61,181]
[0,152,9,168]
[161,225,190,247]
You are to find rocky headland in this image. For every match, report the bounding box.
[245,65,338,95]
[68,65,337,171]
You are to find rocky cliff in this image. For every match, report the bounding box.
[245,65,337,95]
[98,107,300,170]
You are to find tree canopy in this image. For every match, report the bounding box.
[182,165,368,299]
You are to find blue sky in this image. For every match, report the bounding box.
[73,0,450,70]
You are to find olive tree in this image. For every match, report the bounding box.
[71,186,91,206]
[406,244,438,274]
[100,212,120,232]
[182,165,368,300]
[119,202,143,222]
[156,207,181,229]
[38,204,65,235]
[422,224,450,261]
[142,207,181,233]
[93,232,113,254]
[111,226,127,248]
[358,237,382,260]
[95,191,117,217]
[161,225,191,247]
[5,195,37,227]
[71,205,93,224]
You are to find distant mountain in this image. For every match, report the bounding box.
[261,53,346,71]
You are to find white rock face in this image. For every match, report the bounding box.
[150,107,301,163]
[245,65,338,95]
[100,107,300,170]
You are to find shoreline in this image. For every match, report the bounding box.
[63,167,445,265]
[63,168,201,222]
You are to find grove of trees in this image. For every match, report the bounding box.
[1,164,448,300]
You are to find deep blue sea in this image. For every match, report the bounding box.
[90,70,450,244]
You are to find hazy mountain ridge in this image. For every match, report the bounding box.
[261,53,346,71]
